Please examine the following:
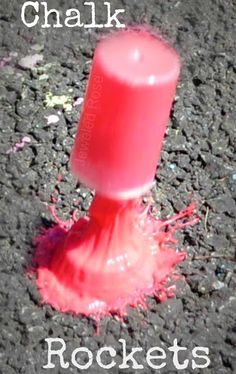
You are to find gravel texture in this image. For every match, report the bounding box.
[0,0,235,373]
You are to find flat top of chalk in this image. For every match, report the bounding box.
[96,29,181,86]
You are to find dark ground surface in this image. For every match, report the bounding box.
[0,0,236,373]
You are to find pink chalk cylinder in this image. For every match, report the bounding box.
[70,29,181,198]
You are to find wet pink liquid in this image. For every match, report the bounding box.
[33,196,198,319]
[70,29,181,198]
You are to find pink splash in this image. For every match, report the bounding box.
[6,136,31,154]
[0,55,12,68]
[73,97,84,107]
[33,196,198,319]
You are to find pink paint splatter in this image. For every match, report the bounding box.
[0,56,12,68]
[73,97,84,107]
[50,195,58,204]
[56,173,63,183]
[32,196,199,321]
[6,136,31,154]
